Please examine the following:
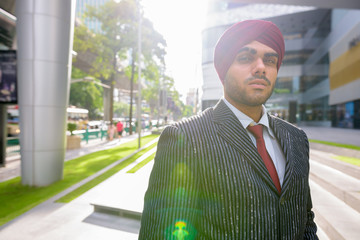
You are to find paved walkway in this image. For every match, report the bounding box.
[301,126,360,159]
[0,133,148,182]
[300,126,360,147]
[0,135,157,240]
[0,126,359,239]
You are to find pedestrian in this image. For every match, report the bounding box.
[139,20,318,239]
[116,120,123,139]
[107,122,116,141]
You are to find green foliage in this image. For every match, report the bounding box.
[113,101,129,118]
[74,0,167,126]
[74,0,194,123]
[69,81,103,119]
[182,105,195,118]
[71,67,87,79]
[274,88,290,94]
[83,0,137,80]
[0,135,159,226]
[67,123,77,135]
[69,67,103,119]
[142,62,161,116]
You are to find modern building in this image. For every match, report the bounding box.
[186,88,199,113]
[201,1,360,129]
[75,0,109,33]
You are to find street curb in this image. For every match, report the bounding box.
[310,149,360,180]
[312,208,345,240]
[310,172,360,214]
[310,142,360,159]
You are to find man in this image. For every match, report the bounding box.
[139,20,318,239]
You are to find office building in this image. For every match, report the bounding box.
[201,1,360,129]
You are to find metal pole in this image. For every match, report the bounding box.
[137,0,142,149]
[0,105,7,167]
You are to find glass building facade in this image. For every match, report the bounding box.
[76,0,108,32]
[201,2,360,129]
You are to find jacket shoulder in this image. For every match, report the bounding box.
[174,107,214,130]
[269,115,308,139]
[159,108,215,144]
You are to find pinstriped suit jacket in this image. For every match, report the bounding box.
[139,99,318,240]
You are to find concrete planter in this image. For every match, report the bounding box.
[66,135,81,150]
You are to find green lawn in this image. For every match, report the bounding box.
[0,135,158,226]
[333,155,360,167]
[309,139,360,167]
[127,152,156,173]
[56,141,157,203]
[309,139,360,151]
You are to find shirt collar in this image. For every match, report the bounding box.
[222,97,275,138]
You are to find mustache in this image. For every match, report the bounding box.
[245,75,271,85]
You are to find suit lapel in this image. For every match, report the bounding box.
[268,115,294,195]
[212,100,278,193]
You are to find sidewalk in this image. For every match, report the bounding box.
[300,126,360,158]
[0,134,157,240]
[300,126,360,147]
[0,126,359,239]
[0,133,147,182]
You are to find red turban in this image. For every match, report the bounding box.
[214,20,285,83]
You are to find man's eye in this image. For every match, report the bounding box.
[237,56,252,62]
[264,58,277,65]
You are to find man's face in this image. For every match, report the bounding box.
[223,41,279,108]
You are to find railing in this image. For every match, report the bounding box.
[5,129,109,158]
[5,125,155,159]
[6,137,20,157]
[71,129,108,144]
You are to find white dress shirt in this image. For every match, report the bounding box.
[223,98,286,186]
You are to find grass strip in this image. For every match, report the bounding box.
[127,152,156,173]
[309,139,360,151]
[0,135,158,226]
[333,155,360,167]
[57,141,157,203]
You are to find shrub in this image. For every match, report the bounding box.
[67,123,77,135]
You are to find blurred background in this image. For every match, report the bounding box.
[0,1,360,239]
[1,0,359,183]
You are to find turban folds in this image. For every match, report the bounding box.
[214,20,285,83]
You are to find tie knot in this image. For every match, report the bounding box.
[247,124,264,140]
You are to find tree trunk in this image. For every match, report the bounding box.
[109,52,117,126]
[102,80,111,123]
[109,80,114,125]
[129,50,136,135]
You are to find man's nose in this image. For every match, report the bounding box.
[252,58,266,75]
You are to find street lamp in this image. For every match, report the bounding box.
[137,0,142,149]
[71,76,110,88]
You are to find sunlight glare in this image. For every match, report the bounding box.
[142,0,208,100]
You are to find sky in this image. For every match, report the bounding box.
[141,0,208,102]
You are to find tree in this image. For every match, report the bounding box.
[182,105,194,118]
[113,101,129,118]
[75,0,166,134]
[141,61,162,117]
[122,9,166,134]
[69,68,103,119]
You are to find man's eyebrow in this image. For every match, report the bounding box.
[237,47,257,55]
[237,47,279,60]
[264,52,279,59]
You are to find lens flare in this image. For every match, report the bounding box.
[172,221,189,240]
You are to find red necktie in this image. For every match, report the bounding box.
[247,125,281,193]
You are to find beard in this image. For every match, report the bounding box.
[224,76,275,107]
